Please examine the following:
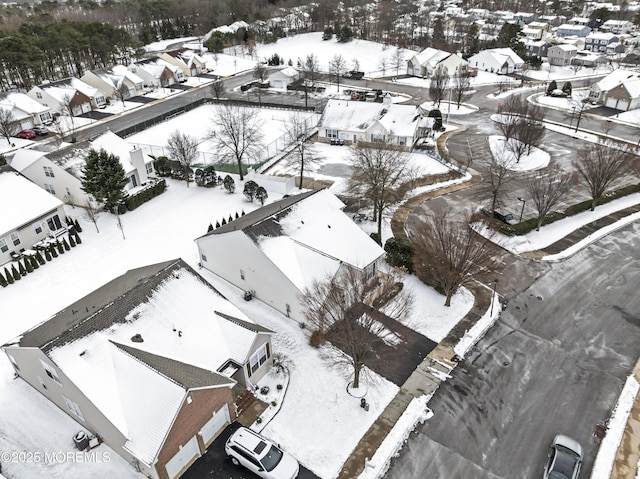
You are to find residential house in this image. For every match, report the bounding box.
[568,16,590,26]
[585,32,620,52]
[539,15,566,26]
[129,60,179,89]
[467,8,490,19]
[195,189,385,323]
[28,81,93,117]
[467,48,525,74]
[407,47,468,77]
[81,66,145,102]
[589,69,640,111]
[0,93,53,131]
[154,58,186,83]
[9,130,155,207]
[160,49,207,77]
[524,40,550,58]
[269,67,299,90]
[521,26,547,41]
[606,42,627,55]
[547,44,578,65]
[0,165,67,266]
[317,98,423,148]
[572,50,606,66]
[601,19,634,34]
[555,24,592,38]
[2,258,274,479]
[514,12,537,23]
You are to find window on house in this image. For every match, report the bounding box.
[201,252,207,262]
[40,360,62,385]
[38,376,48,390]
[40,112,52,123]
[34,222,43,235]
[397,136,407,146]
[10,232,20,247]
[0,238,7,253]
[248,344,270,376]
[43,166,55,177]
[240,269,245,280]
[44,184,56,195]
[36,91,43,99]
[325,129,338,139]
[145,162,154,174]
[63,396,84,421]
[47,215,62,231]
[371,133,385,143]
[7,353,19,371]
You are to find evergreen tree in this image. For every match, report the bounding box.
[5,267,14,284]
[35,251,45,265]
[73,231,82,244]
[50,244,58,258]
[241,210,246,216]
[228,215,233,223]
[207,223,214,232]
[243,180,259,201]
[216,220,221,228]
[57,240,65,254]
[562,82,572,96]
[0,269,7,287]
[74,219,82,232]
[69,234,76,247]
[81,148,128,210]
[547,80,557,95]
[30,256,39,270]
[221,217,227,225]
[235,211,239,219]
[45,248,52,261]
[223,175,235,193]
[11,264,20,281]
[18,260,27,276]
[432,18,446,49]
[25,257,34,273]
[63,238,71,251]
[255,186,268,206]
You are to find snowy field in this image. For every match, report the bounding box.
[488,135,551,171]
[0,174,473,479]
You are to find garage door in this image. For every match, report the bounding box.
[200,404,230,446]
[20,119,34,130]
[605,97,618,109]
[617,99,629,111]
[165,436,200,479]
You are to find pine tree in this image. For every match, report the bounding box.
[5,267,14,284]
[207,223,214,232]
[74,231,82,244]
[0,270,7,287]
[11,264,20,281]
[63,238,71,251]
[235,211,239,219]
[25,257,34,273]
[215,220,221,228]
[18,261,27,276]
[221,217,227,225]
[228,214,233,223]
[35,251,45,265]
[81,148,129,210]
[69,234,76,247]
[57,240,65,254]
[30,256,39,270]
[255,186,268,206]
[50,244,58,258]
[241,210,245,216]
[223,175,235,193]
[74,219,82,232]
[547,80,557,95]
[45,248,52,261]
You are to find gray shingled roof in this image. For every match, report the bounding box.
[214,311,273,334]
[15,259,224,351]
[110,341,234,390]
[196,189,321,238]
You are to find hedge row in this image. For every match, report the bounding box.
[124,179,167,212]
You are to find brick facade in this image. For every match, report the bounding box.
[155,387,235,479]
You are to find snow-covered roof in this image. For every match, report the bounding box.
[551,44,578,52]
[413,47,452,68]
[0,92,49,115]
[272,66,298,79]
[595,69,640,93]
[205,21,249,38]
[21,259,268,464]
[112,65,144,85]
[320,99,391,132]
[90,130,137,173]
[623,78,640,98]
[8,148,46,172]
[587,32,617,40]
[377,103,421,137]
[0,166,63,236]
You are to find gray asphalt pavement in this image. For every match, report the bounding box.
[386,221,640,479]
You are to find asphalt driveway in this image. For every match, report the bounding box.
[182,422,320,479]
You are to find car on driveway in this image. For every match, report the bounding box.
[15,129,36,139]
[32,126,50,136]
[542,434,583,479]
[225,426,299,479]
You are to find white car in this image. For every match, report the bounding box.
[542,434,583,479]
[225,426,299,479]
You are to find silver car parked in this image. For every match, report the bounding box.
[543,434,583,479]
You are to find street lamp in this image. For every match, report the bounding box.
[490,279,499,316]
[517,197,526,224]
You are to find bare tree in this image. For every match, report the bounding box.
[210,80,224,102]
[329,54,347,92]
[428,65,449,108]
[524,167,575,231]
[451,65,472,108]
[208,104,264,181]
[166,130,200,187]
[378,56,388,76]
[299,267,413,388]
[348,139,410,239]
[252,63,269,106]
[299,54,321,108]
[351,58,361,72]
[391,47,405,75]
[82,199,101,233]
[112,82,130,107]
[58,93,77,142]
[412,208,496,306]
[495,95,546,161]
[0,108,17,144]
[284,112,321,189]
[574,141,632,211]
[482,152,515,212]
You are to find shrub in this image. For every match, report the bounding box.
[276,384,283,390]
[30,256,39,270]
[11,264,20,281]
[207,223,214,232]
[5,267,14,284]
[35,251,45,265]
[18,261,26,276]
[255,186,268,206]
[50,244,58,258]
[322,27,334,40]
[25,257,34,273]
[69,234,76,247]
[63,238,71,251]
[271,400,277,407]
[223,175,235,193]
[260,386,270,395]
[74,219,82,232]
[428,109,443,130]
[0,270,7,287]
[73,231,82,245]
[256,417,263,424]
[45,248,52,261]
[384,237,414,272]
[57,240,65,254]
[309,329,326,348]
[243,180,258,201]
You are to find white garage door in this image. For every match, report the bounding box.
[165,436,200,479]
[20,119,34,130]
[617,99,629,111]
[605,97,618,109]
[200,404,231,446]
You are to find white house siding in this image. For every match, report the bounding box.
[20,158,91,207]
[198,231,306,323]
[2,346,136,468]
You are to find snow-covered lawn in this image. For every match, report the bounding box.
[488,135,550,171]
[0,172,471,479]
[419,100,478,116]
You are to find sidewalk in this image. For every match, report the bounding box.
[337,126,640,479]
